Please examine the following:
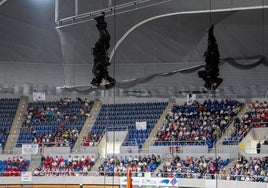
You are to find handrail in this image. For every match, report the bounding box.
[151,140,207,146]
[0,171,263,183]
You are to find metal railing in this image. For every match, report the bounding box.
[1,171,266,183]
[151,140,207,146]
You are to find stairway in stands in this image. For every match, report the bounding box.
[143,100,174,150]
[72,99,102,153]
[4,96,28,154]
[91,101,169,149]
[215,103,248,148]
[28,153,42,172]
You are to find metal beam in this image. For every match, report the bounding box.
[55,0,172,29]
[55,0,59,23]
[0,0,8,6]
[109,5,268,61]
[75,0,79,16]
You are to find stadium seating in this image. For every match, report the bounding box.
[155,99,243,148]
[0,156,30,176]
[82,133,103,147]
[33,155,94,176]
[227,155,268,182]
[16,98,93,149]
[98,154,161,176]
[223,101,268,145]
[0,98,20,149]
[1,97,267,184]
[89,102,168,147]
[158,155,230,179]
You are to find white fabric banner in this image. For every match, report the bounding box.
[21,171,32,182]
[22,144,38,155]
[187,93,196,105]
[33,92,46,101]
[136,121,147,130]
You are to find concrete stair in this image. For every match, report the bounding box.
[215,103,248,148]
[4,96,28,154]
[72,99,102,153]
[142,100,174,151]
[28,154,41,172]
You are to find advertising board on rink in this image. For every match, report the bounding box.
[120,177,178,187]
[21,171,32,182]
[22,144,39,155]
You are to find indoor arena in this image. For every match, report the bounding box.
[0,0,267,188]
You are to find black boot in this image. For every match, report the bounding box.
[94,12,105,23]
[91,78,101,87]
[212,78,223,90]
[105,76,116,89]
[204,81,211,90]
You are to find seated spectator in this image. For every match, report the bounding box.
[18,98,93,148]
[155,99,242,147]
[34,155,93,176]
[228,155,268,182]
[223,101,268,145]
[159,155,230,179]
[1,156,30,177]
[98,154,161,177]
[82,133,103,146]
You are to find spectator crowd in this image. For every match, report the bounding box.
[155,99,243,147]
[19,98,93,148]
[98,154,161,176]
[223,101,268,145]
[33,155,95,176]
[0,156,30,176]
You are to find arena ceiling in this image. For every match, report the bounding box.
[0,0,267,98]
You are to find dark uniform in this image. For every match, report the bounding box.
[91,12,116,88]
[198,25,222,90]
[256,141,261,154]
